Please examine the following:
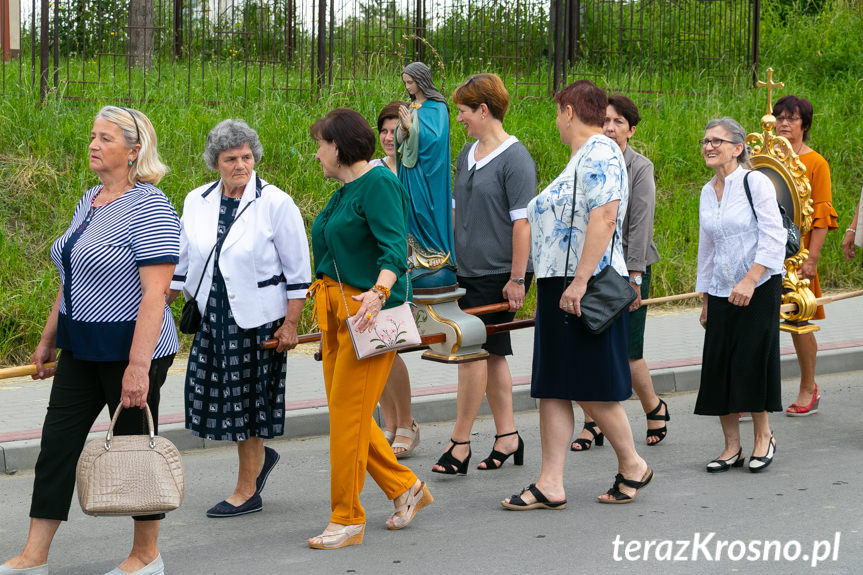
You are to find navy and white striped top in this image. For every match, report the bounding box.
[50,182,181,361]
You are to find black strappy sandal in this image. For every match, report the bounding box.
[432,439,471,475]
[478,430,524,470]
[598,468,654,504]
[501,483,567,511]
[570,421,604,452]
[645,398,670,446]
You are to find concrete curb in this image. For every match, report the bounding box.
[3,346,861,474]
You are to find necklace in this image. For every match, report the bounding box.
[93,183,133,206]
[792,142,805,155]
[82,184,132,227]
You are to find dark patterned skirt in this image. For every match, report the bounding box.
[185,266,286,441]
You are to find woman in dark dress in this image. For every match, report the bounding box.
[169,120,311,516]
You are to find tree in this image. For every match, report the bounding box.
[128,0,154,67]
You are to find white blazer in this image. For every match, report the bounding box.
[171,171,311,329]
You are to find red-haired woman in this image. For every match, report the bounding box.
[502,81,652,509]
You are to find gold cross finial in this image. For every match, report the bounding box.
[756,67,785,115]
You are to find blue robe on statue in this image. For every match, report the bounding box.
[397,99,456,276]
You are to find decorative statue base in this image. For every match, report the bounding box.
[412,287,489,364]
[408,239,458,291]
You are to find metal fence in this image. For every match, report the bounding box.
[0,0,759,103]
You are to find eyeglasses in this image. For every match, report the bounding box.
[699,137,735,149]
[775,115,801,124]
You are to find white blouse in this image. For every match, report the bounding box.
[696,166,786,297]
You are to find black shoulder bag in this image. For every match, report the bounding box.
[562,163,636,335]
[742,171,801,259]
[179,201,253,334]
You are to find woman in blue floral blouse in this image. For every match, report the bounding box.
[501,80,653,510]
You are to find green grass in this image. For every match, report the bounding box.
[1,0,862,365]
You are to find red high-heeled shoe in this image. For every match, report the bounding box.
[786,383,821,417]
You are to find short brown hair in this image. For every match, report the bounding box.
[607,94,641,128]
[377,101,405,132]
[310,108,376,165]
[773,94,814,141]
[451,73,510,121]
[554,80,607,128]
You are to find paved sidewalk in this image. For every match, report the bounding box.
[2,297,862,472]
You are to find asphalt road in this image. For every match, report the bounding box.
[1,370,861,575]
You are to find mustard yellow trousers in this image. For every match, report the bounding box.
[310,276,418,525]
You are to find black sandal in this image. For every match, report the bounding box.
[570,422,604,452]
[478,431,524,470]
[645,399,670,446]
[501,483,567,510]
[432,439,471,475]
[598,468,654,504]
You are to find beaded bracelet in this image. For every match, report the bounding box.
[372,284,392,299]
[846,228,856,234]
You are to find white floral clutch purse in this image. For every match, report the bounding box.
[346,302,422,359]
[333,260,422,360]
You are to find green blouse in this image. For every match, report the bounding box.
[311,166,410,308]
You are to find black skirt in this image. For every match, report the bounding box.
[530,277,632,402]
[458,273,534,356]
[695,274,782,415]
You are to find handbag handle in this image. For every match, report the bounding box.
[562,159,621,289]
[331,259,411,319]
[188,189,255,301]
[105,404,156,450]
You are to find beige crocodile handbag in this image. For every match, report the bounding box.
[76,404,185,516]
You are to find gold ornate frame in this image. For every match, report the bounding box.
[747,68,818,334]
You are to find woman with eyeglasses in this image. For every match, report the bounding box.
[695,117,786,474]
[431,73,535,475]
[772,95,838,417]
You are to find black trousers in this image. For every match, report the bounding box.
[30,351,175,522]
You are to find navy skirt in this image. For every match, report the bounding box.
[531,277,632,402]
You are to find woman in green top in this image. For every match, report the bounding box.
[307,108,433,550]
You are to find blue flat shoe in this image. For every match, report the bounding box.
[206,494,263,518]
[255,446,280,495]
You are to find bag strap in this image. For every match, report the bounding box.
[742,171,758,222]
[562,158,620,288]
[331,259,410,318]
[188,188,254,301]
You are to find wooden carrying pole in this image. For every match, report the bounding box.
[0,362,56,379]
[4,291,863,379]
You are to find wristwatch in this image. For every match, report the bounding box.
[509,277,525,286]
[629,275,643,286]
